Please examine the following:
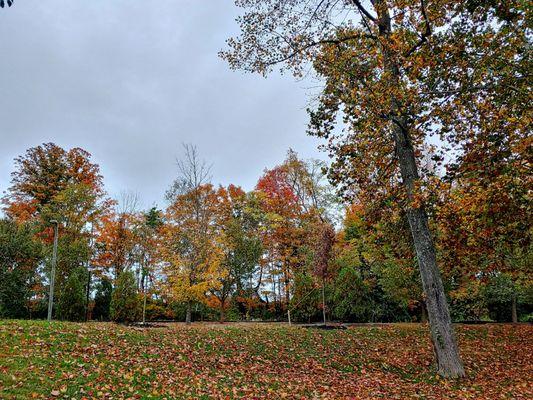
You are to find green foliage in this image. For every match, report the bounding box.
[483,274,515,322]
[56,267,88,322]
[110,271,140,323]
[330,260,408,323]
[0,219,42,318]
[290,273,321,323]
[449,281,487,322]
[144,207,162,229]
[93,277,113,321]
[143,298,175,321]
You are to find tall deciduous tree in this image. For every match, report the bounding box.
[220,0,533,377]
[3,143,105,223]
[314,223,335,325]
[137,207,163,324]
[209,185,263,322]
[94,204,138,282]
[3,143,109,321]
[161,145,223,324]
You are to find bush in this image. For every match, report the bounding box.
[483,274,516,322]
[449,281,487,322]
[0,268,34,318]
[290,273,321,323]
[110,271,140,323]
[57,267,88,321]
[331,265,407,323]
[144,298,175,321]
[0,219,42,319]
[93,277,113,321]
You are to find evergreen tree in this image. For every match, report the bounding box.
[110,271,140,323]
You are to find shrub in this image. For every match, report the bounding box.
[57,267,88,321]
[93,277,113,321]
[110,271,140,323]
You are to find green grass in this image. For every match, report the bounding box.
[0,320,531,399]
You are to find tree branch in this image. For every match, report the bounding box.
[404,0,432,57]
[265,32,376,67]
[350,0,377,22]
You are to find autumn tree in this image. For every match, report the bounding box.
[3,143,106,222]
[254,151,336,322]
[314,223,335,325]
[136,207,163,324]
[161,144,224,324]
[93,193,140,283]
[436,146,531,322]
[222,0,528,377]
[3,143,108,321]
[208,185,263,322]
[256,163,307,316]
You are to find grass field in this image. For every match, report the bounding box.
[0,320,531,399]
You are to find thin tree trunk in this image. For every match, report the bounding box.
[512,293,518,323]
[375,1,465,379]
[185,300,192,325]
[284,271,290,311]
[421,300,428,323]
[322,278,326,326]
[220,297,226,323]
[142,273,148,325]
[85,270,91,322]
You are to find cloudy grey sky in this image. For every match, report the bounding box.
[0,0,325,209]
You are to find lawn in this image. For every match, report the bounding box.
[0,321,531,399]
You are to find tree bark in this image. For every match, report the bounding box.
[421,300,428,323]
[322,279,327,326]
[142,272,148,325]
[219,297,226,323]
[375,1,465,378]
[185,300,192,325]
[392,106,464,378]
[512,293,518,323]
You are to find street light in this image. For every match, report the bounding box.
[47,220,59,322]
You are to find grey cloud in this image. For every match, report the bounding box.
[0,0,325,209]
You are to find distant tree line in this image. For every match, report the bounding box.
[1,142,530,328]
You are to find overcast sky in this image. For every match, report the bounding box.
[0,0,326,210]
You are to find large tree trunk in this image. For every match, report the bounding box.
[403,197,464,378]
[375,1,465,378]
[185,300,192,325]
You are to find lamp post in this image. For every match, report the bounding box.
[47,220,59,322]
